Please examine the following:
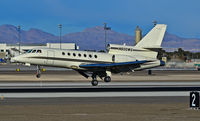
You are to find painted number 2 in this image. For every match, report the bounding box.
[192,93,196,107]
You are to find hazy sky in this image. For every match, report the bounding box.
[0,0,200,38]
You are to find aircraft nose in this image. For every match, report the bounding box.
[10,57,18,63]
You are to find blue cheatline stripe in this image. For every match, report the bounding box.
[79,60,148,68]
[160,60,165,66]
[0,58,6,63]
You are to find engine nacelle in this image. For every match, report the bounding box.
[114,54,136,63]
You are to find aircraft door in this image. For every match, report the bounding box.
[47,50,54,65]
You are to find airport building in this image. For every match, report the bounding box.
[134,26,142,45]
[0,43,79,60]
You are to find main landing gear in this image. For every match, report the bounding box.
[36,65,41,78]
[91,73,112,86]
[91,74,98,86]
[104,76,111,82]
[91,79,98,86]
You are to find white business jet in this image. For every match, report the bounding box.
[11,24,167,86]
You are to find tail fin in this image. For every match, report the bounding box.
[135,24,167,48]
[135,24,167,59]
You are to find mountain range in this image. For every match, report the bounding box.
[0,24,199,51]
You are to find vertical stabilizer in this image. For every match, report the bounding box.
[135,24,167,48]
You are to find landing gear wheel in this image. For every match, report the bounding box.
[91,80,98,86]
[104,76,111,82]
[36,74,41,78]
[148,70,152,75]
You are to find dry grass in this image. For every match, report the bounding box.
[0,103,199,121]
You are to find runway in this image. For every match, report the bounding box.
[0,82,199,98]
[1,70,200,121]
[0,70,200,97]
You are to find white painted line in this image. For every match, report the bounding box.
[0,91,189,98]
[1,82,200,87]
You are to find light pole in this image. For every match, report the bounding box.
[17,25,21,55]
[104,23,111,51]
[58,24,62,49]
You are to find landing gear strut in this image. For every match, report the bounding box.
[36,65,41,78]
[91,74,98,86]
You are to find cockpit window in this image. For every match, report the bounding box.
[32,50,36,53]
[27,49,32,53]
[37,50,42,53]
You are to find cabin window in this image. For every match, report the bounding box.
[112,55,115,62]
[84,54,87,57]
[62,52,65,55]
[89,54,92,58]
[73,53,76,56]
[1,50,4,52]
[68,53,70,56]
[94,55,97,58]
[32,50,36,53]
[78,53,81,57]
[37,50,42,53]
[27,49,32,53]
[6,50,10,54]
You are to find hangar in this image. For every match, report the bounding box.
[0,43,79,61]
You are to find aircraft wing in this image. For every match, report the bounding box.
[79,60,149,72]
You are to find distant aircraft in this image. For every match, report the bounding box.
[11,24,167,86]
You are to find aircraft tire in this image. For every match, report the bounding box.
[104,76,111,82]
[36,74,41,78]
[91,80,98,86]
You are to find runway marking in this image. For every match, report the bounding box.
[0,82,198,98]
[0,92,190,98]
[1,82,200,87]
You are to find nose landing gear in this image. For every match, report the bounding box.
[36,65,41,78]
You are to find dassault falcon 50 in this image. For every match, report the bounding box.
[11,24,167,86]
